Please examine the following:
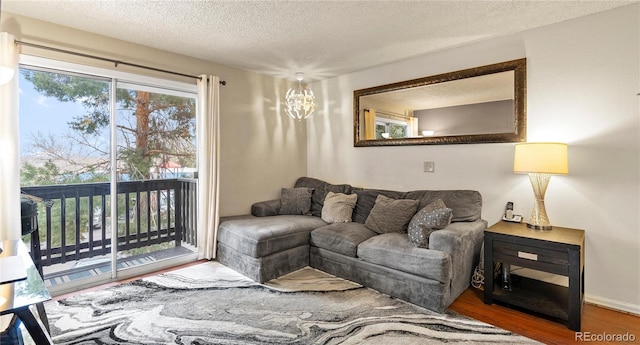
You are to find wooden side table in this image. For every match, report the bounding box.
[483,221,585,331]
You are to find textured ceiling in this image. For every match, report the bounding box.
[3,0,635,81]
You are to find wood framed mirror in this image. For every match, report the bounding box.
[353,58,526,146]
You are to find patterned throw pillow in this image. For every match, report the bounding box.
[279,187,314,215]
[364,195,419,234]
[407,199,453,248]
[321,192,358,223]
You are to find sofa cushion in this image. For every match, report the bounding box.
[321,192,358,223]
[218,215,327,257]
[364,195,419,234]
[357,233,452,284]
[404,190,482,222]
[295,177,352,217]
[407,199,453,248]
[279,187,314,215]
[351,189,406,224]
[310,223,377,257]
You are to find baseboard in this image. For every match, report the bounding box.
[585,293,640,316]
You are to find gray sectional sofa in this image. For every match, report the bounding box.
[217,177,486,313]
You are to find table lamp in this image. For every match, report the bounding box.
[513,142,568,230]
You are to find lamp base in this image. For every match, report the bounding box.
[526,173,554,231]
[526,223,553,231]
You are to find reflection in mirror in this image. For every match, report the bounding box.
[354,59,526,146]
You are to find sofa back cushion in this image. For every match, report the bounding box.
[292,177,482,223]
[295,177,352,217]
[404,190,482,222]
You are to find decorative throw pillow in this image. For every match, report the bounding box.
[321,192,358,223]
[294,177,352,217]
[364,194,419,234]
[407,199,453,248]
[279,187,314,215]
[352,189,405,224]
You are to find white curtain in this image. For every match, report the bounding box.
[196,75,221,260]
[407,117,419,137]
[0,31,20,333]
[0,32,21,241]
[364,109,376,140]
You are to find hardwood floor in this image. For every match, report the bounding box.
[52,262,640,345]
[449,288,640,344]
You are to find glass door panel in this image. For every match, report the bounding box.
[19,67,113,289]
[114,82,197,273]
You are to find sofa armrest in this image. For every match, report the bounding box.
[251,199,281,217]
[429,220,487,303]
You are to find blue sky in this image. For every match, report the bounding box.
[18,69,113,159]
[19,70,89,156]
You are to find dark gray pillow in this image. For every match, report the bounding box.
[352,189,406,224]
[364,194,419,234]
[407,199,453,248]
[279,187,314,215]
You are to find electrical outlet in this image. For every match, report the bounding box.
[423,161,435,173]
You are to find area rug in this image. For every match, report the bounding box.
[45,262,540,344]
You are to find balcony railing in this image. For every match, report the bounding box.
[21,178,197,269]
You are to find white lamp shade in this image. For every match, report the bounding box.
[284,73,316,120]
[514,142,568,175]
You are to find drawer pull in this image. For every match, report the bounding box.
[518,251,538,261]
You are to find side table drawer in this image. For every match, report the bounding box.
[493,240,569,276]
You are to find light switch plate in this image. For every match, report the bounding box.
[423,161,435,173]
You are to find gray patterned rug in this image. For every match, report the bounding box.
[45,262,539,344]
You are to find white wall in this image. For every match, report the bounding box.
[307,5,640,314]
[1,13,306,217]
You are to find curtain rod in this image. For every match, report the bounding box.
[15,40,227,85]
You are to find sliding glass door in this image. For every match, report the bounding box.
[18,58,198,293]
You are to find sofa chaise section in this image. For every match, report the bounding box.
[217,214,327,282]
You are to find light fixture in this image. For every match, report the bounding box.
[513,142,568,230]
[0,32,15,86]
[422,130,435,136]
[285,72,316,120]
